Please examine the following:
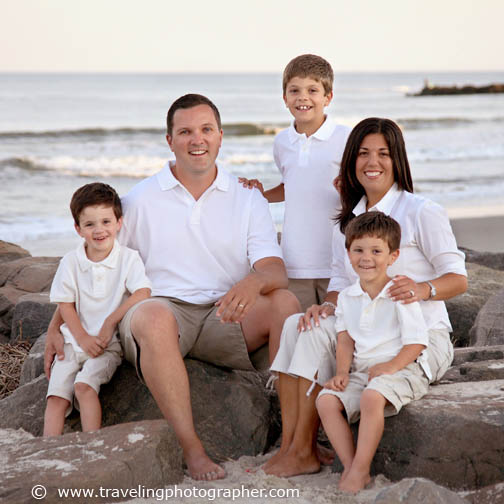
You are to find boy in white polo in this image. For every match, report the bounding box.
[240,54,350,311]
[44,183,151,436]
[316,212,431,494]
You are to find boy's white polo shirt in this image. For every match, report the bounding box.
[50,240,152,353]
[274,117,350,278]
[120,162,282,304]
[335,279,429,361]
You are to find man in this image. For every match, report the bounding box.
[44,94,300,481]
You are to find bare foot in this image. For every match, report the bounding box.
[185,451,226,481]
[261,448,285,472]
[264,452,320,478]
[338,469,371,494]
[316,443,335,465]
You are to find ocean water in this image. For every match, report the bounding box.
[1,71,503,256]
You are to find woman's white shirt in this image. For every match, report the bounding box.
[328,184,467,330]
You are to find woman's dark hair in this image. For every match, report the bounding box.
[337,117,413,233]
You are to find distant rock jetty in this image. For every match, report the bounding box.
[409,80,504,96]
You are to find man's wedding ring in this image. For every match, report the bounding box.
[409,290,415,298]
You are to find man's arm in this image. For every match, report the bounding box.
[97,287,151,347]
[215,256,287,323]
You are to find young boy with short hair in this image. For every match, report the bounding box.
[316,211,431,493]
[240,54,350,311]
[43,182,151,436]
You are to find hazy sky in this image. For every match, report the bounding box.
[2,0,502,73]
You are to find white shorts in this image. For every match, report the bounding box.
[317,357,430,423]
[47,341,122,411]
[271,313,453,391]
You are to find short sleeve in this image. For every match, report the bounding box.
[334,298,347,333]
[49,255,77,303]
[328,225,353,293]
[416,200,467,277]
[247,191,283,267]
[124,250,152,294]
[396,301,429,347]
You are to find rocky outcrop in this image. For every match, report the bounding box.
[469,288,504,347]
[10,293,56,344]
[0,344,280,463]
[0,421,184,504]
[374,478,469,503]
[460,247,504,272]
[0,247,59,341]
[446,263,504,347]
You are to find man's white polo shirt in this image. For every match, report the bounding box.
[50,240,152,353]
[273,117,350,278]
[119,162,283,304]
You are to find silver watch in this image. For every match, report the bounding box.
[426,281,437,299]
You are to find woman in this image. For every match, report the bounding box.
[264,117,467,478]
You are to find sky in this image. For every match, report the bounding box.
[1,0,503,73]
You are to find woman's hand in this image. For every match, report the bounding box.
[387,275,429,304]
[297,303,335,332]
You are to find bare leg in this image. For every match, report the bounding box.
[262,372,298,470]
[131,302,225,481]
[265,377,321,476]
[43,396,71,436]
[317,394,355,481]
[241,289,300,363]
[339,390,386,493]
[75,382,101,432]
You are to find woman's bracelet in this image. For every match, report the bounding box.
[322,301,336,312]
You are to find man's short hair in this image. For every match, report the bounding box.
[70,182,122,226]
[166,94,222,136]
[344,211,401,252]
[282,54,334,96]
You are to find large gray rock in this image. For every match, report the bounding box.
[446,262,504,347]
[372,380,504,490]
[0,421,184,504]
[10,293,56,344]
[0,241,30,264]
[461,482,504,504]
[374,478,469,503]
[461,247,504,271]
[0,357,280,462]
[469,288,504,347]
[451,345,504,366]
[19,333,47,386]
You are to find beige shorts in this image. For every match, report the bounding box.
[47,341,122,411]
[288,278,329,313]
[317,357,430,424]
[271,314,453,390]
[119,297,257,380]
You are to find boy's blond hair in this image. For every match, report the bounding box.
[282,54,334,96]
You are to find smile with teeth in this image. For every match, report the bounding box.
[296,105,312,110]
[364,171,382,178]
[190,149,207,156]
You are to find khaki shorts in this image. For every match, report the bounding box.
[317,357,430,424]
[119,297,257,380]
[271,315,452,391]
[288,278,329,313]
[47,341,122,413]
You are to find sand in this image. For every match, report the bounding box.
[450,215,504,253]
[124,452,394,504]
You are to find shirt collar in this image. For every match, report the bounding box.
[353,183,401,216]
[76,239,121,272]
[287,115,335,144]
[347,278,394,300]
[157,160,229,192]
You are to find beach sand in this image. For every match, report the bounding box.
[450,215,504,253]
[124,452,394,504]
